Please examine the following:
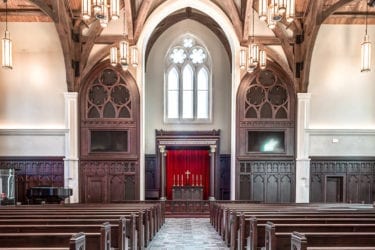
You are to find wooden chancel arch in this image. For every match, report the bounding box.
[236,63,296,202]
[79,62,140,203]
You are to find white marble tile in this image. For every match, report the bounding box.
[147,218,229,250]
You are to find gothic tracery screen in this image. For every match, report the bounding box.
[87,68,132,119]
[245,70,289,120]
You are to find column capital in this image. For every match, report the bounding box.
[209,145,216,153]
[159,145,166,153]
[63,92,78,99]
[297,92,312,100]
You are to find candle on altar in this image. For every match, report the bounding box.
[173,174,176,186]
[192,174,195,186]
[200,174,202,186]
[177,175,179,186]
[181,175,184,186]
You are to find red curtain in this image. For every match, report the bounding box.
[166,149,210,200]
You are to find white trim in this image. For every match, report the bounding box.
[137,0,240,201]
[0,128,67,136]
[307,129,375,135]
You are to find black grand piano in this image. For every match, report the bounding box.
[26,187,72,204]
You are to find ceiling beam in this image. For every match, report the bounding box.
[242,0,253,42]
[218,0,243,41]
[29,0,57,22]
[124,0,134,42]
[319,0,356,24]
[133,0,154,42]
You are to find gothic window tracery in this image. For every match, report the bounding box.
[245,70,289,120]
[87,68,132,119]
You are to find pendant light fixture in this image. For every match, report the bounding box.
[110,10,128,70]
[247,8,259,73]
[258,0,295,29]
[81,0,120,27]
[240,7,267,72]
[109,10,138,71]
[361,1,371,72]
[2,0,12,69]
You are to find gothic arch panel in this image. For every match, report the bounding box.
[236,62,296,201]
[79,61,140,203]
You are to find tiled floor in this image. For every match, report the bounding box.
[147,218,229,250]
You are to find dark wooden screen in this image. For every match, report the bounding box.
[80,62,140,203]
[310,157,375,204]
[0,157,64,204]
[236,63,296,202]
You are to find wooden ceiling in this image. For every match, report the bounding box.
[0,0,374,93]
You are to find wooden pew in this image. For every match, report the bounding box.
[266,224,375,250]
[239,216,375,250]
[290,232,375,250]
[211,202,375,250]
[0,203,164,250]
[228,209,375,249]
[0,231,91,250]
[0,232,86,250]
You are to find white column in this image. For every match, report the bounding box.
[296,93,311,203]
[64,92,79,203]
[159,145,167,201]
[209,145,216,201]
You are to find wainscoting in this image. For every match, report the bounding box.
[0,157,64,204]
[310,157,375,203]
[238,160,295,202]
[80,160,138,203]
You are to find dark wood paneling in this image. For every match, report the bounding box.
[236,63,296,201]
[145,153,231,200]
[0,157,64,204]
[310,158,375,203]
[219,154,231,200]
[80,160,137,203]
[145,154,158,200]
[79,62,140,202]
[239,160,295,203]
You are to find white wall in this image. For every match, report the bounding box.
[0,23,67,156]
[145,19,231,154]
[308,24,375,156]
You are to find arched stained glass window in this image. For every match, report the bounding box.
[165,36,211,122]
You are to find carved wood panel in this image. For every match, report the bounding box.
[0,157,64,204]
[236,63,296,200]
[80,160,137,203]
[80,61,140,202]
[310,158,375,203]
[239,160,295,202]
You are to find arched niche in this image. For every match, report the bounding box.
[236,62,296,201]
[79,61,140,203]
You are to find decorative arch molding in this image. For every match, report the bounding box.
[79,61,140,203]
[137,0,241,200]
[236,62,296,201]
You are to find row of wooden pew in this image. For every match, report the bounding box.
[210,202,375,250]
[0,202,164,249]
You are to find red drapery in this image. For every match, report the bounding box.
[166,149,210,200]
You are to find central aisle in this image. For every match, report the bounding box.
[147,218,229,250]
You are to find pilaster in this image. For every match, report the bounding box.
[63,92,79,203]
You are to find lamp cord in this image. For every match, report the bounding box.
[5,0,8,31]
[252,7,255,43]
[365,1,368,35]
[122,9,126,38]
